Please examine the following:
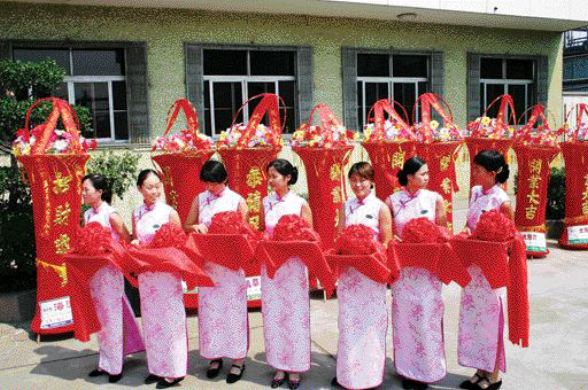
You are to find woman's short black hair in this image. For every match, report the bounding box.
[348,161,374,181]
[473,149,510,184]
[136,169,161,187]
[397,156,427,186]
[83,173,112,203]
[267,158,298,185]
[200,160,228,183]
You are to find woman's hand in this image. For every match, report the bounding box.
[190,224,208,234]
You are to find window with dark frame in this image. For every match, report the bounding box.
[479,57,535,123]
[202,49,297,136]
[356,53,430,130]
[12,47,129,142]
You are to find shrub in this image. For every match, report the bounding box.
[86,151,140,201]
[546,167,565,220]
[0,166,35,292]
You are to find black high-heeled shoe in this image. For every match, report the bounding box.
[144,374,161,384]
[155,377,184,389]
[271,372,287,388]
[88,368,106,377]
[287,375,301,390]
[108,373,123,383]
[207,359,223,379]
[460,373,485,389]
[473,378,502,390]
[402,378,428,389]
[226,364,245,384]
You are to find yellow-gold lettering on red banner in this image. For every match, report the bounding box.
[246,167,263,188]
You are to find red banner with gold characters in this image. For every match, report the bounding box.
[151,99,214,223]
[413,93,463,233]
[416,142,462,232]
[559,142,588,249]
[363,141,417,200]
[513,145,559,257]
[14,98,89,336]
[293,146,353,249]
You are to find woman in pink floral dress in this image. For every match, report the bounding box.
[385,157,447,390]
[83,174,144,384]
[131,169,186,389]
[184,160,249,384]
[333,161,392,390]
[261,158,313,390]
[458,150,513,390]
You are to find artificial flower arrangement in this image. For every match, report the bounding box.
[471,210,517,242]
[290,103,358,148]
[151,98,213,152]
[335,224,384,255]
[217,123,281,149]
[362,119,416,143]
[466,116,516,139]
[413,119,463,143]
[514,105,563,147]
[151,129,213,152]
[411,93,463,144]
[362,99,416,143]
[12,126,96,156]
[400,217,449,243]
[466,94,517,139]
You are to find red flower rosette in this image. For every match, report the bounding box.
[451,210,529,347]
[390,218,469,287]
[253,215,335,297]
[124,223,213,290]
[63,222,127,342]
[325,225,398,284]
[186,211,258,272]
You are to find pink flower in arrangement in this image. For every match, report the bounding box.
[11,124,96,156]
[151,128,213,152]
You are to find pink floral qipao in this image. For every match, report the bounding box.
[388,189,446,382]
[134,201,187,379]
[197,188,249,359]
[85,203,144,375]
[459,185,509,372]
[336,193,388,389]
[261,191,310,372]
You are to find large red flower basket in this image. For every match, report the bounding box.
[151,98,214,223]
[15,98,90,337]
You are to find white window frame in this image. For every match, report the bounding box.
[356,53,430,128]
[357,76,428,126]
[202,50,296,136]
[479,58,535,122]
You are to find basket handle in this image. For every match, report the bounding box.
[24,97,83,155]
[484,94,517,130]
[366,99,413,141]
[231,93,287,148]
[163,98,200,136]
[515,104,562,141]
[307,103,341,131]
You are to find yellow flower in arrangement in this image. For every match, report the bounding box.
[430,120,439,130]
[219,131,227,141]
[481,116,492,126]
[353,132,361,141]
[292,130,305,140]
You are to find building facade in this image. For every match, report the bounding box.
[1,0,586,219]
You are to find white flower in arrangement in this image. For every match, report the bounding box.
[52,139,69,152]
